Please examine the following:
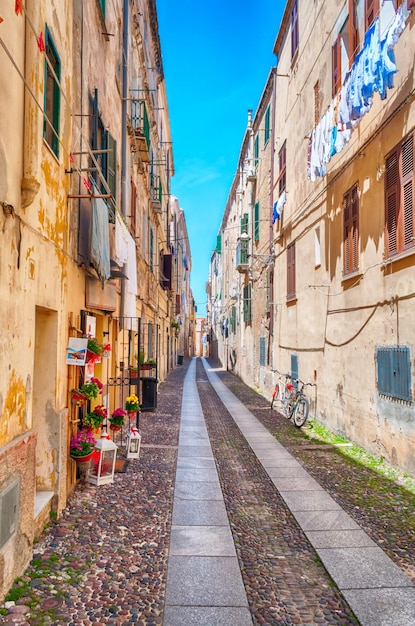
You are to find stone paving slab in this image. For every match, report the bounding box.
[177,445,214,457]
[172,499,229,526]
[305,529,377,548]
[265,466,315,478]
[261,457,302,468]
[316,546,414,589]
[270,475,324,491]
[165,556,249,607]
[169,525,236,556]
[163,606,253,626]
[174,481,224,501]
[177,457,216,470]
[280,489,343,511]
[175,467,220,483]
[341,588,415,626]
[294,509,362,531]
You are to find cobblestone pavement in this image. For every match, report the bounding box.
[2,358,415,625]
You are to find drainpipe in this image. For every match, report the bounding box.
[269,67,277,360]
[120,0,129,324]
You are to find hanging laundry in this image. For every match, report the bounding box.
[90,197,111,287]
[37,32,45,52]
[15,0,23,16]
[272,191,287,223]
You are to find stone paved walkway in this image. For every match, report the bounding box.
[2,357,415,625]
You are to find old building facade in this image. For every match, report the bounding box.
[208,0,415,474]
[0,0,194,601]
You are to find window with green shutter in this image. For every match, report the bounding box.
[99,0,106,19]
[254,202,260,241]
[264,105,270,146]
[254,134,259,168]
[241,214,249,234]
[216,235,222,254]
[259,337,266,365]
[230,305,236,333]
[43,27,61,157]
[243,283,252,323]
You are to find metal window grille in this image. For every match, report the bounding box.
[259,337,266,366]
[376,346,412,402]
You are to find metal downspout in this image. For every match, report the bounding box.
[120,0,129,325]
[269,67,277,358]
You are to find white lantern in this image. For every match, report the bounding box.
[86,430,117,485]
[126,427,142,459]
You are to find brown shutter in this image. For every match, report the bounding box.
[385,150,399,257]
[332,36,341,97]
[348,0,359,65]
[365,0,379,30]
[402,136,414,249]
[287,243,296,299]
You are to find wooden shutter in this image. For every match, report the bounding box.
[130,179,137,237]
[365,0,379,30]
[332,36,341,97]
[402,135,414,250]
[385,150,399,257]
[107,133,117,200]
[348,0,359,65]
[287,243,296,300]
[343,185,359,274]
[279,142,286,195]
[291,0,299,59]
[254,202,260,241]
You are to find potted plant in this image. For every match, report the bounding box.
[80,377,103,401]
[69,428,97,462]
[85,336,105,364]
[171,320,180,337]
[125,393,140,414]
[84,404,107,429]
[109,407,127,431]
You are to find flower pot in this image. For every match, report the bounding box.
[109,424,123,432]
[70,451,94,463]
[71,390,88,406]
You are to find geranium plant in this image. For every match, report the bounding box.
[84,404,107,429]
[109,407,127,426]
[125,394,140,412]
[69,429,96,458]
[80,377,103,400]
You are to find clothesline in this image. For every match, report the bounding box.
[307,6,406,181]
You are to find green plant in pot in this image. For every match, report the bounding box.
[80,377,103,401]
[84,404,107,429]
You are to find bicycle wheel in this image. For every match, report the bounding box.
[293,395,309,427]
[283,391,295,419]
[271,384,280,410]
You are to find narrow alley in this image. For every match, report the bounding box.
[2,358,415,626]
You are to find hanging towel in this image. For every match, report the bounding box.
[90,197,111,287]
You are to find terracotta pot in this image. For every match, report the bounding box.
[70,451,94,463]
[109,424,122,432]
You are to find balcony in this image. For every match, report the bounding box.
[131,100,150,163]
[150,174,162,213]
[235,239,249,273]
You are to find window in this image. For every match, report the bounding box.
[332,19,350,96]
[266,269,270,312]
[91,90,117,201]
[216,235,222,254]
[230,305,236,333]
[130,180,137,237]
[365,0,379,30]
[259,337,266,366]
[149,226,154,272]
[385,132,414,258]
[348,0,359,64]
[264,105,270,146]
[241,213,249,235]
[287,242,296,300]
[279,142,286,196]
[291,0,299,60]
[376,346,412,402]
[343,184,359,275]
[43,27,60,157]
[243,283,252,323]
[254,202,260,242]
[254,134,259,169]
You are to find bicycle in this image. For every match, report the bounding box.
[286,378,314,427]
[270,370,295,417]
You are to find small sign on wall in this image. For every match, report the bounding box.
[66,337,88,366]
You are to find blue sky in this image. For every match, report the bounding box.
[156,1,285,314]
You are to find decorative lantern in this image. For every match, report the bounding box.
[86,429,117,485]
[126,426,142,459]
